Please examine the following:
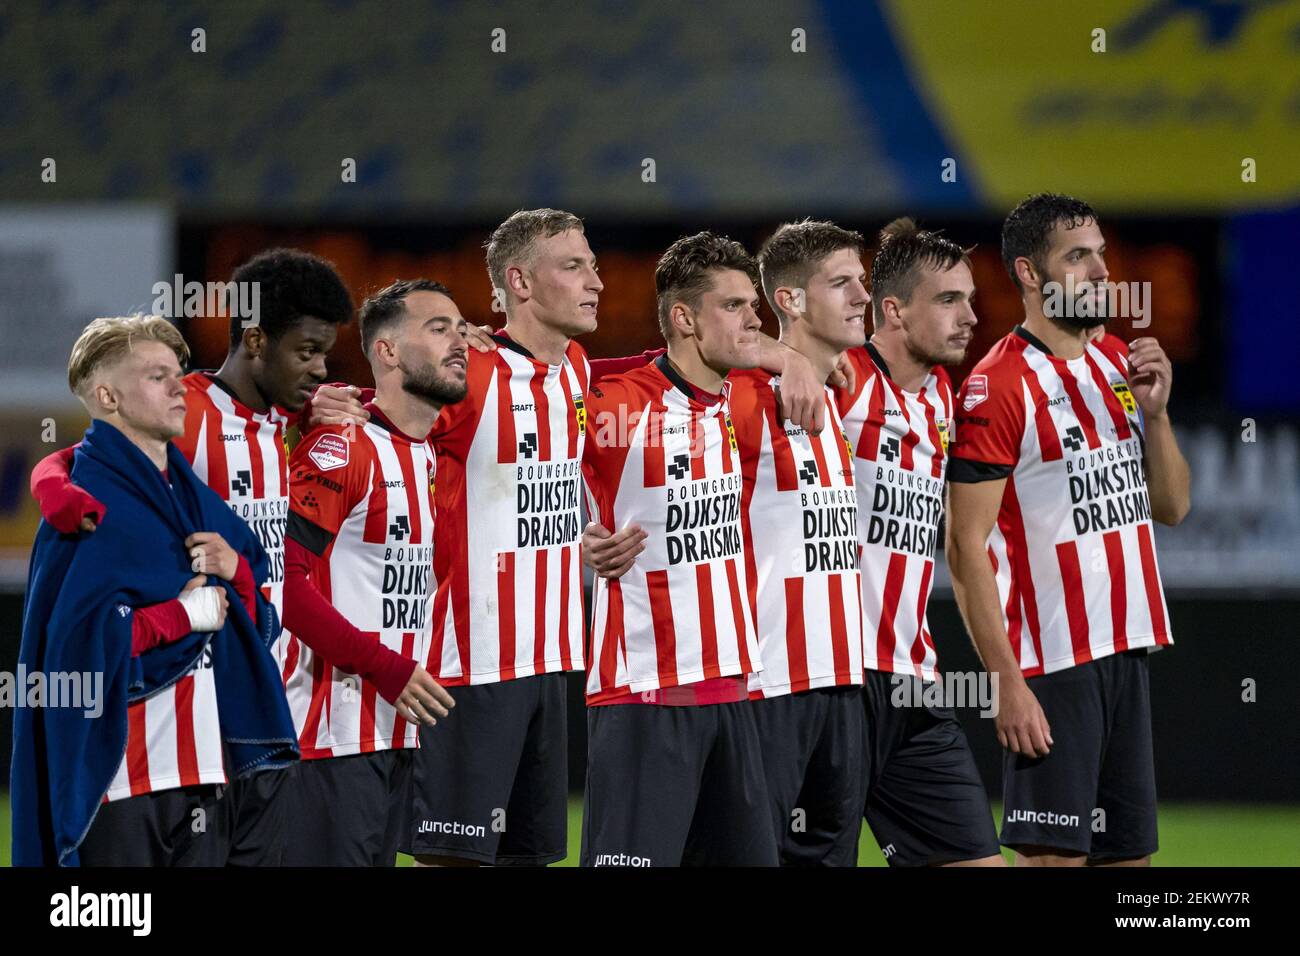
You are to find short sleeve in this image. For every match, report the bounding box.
[948,366,1026,480]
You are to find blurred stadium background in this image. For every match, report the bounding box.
[1,0,1297,865]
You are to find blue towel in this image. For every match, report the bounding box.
[11,419,298,866]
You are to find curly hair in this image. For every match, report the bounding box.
[1001,193,1098,292]
[228,248,354,347]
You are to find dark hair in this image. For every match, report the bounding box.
[1001,193,1098,292]
[228,248,353,347]
[358,278,454,358]
[654,232,759,338]
[757,219,864,324]
[870,217,972,328]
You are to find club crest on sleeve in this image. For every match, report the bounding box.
[963,374,989,411]
[308,433,349,471]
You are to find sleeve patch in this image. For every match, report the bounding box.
[307,433,349,471]
[962,374,989,411]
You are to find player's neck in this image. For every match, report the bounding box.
[106,416,169,471]
[664,342,726,395]
[213,352,272,413]
[778,326,840,385]
[373,381,440,441]
[502,312,569,365]
[1021,309,1089,360]
[868,331,929,393]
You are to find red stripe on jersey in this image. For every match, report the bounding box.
[1086,356,1133,441]
[1055,542,1093,666]
[717,415,735,473]
[642,404,667,488]
[533,549,548,674]
[242,419,267,499]
[559,364,581,460]
[529,366,553,460]
[394,441,423,541]
[174,674,199,787]
[725,558,753,674]
[809,426,834,487]
[362,446,390,544]
[202,403,229,493]
[301,651,330,756]
[281,634,300,687]
[359,679,378,754]
[1054,365,1102,450]
[689,410,706,480]
[762,394,799,490]
[916,386,945,478]
[1021,371,1064,462]
[391,631,415,748]
[647,570,678,686]
[853,373,886,463]
[783,577,811,693]
[911,561,935,671]
[497,551,517,682]
[495,360,517,465]
[695,563,721,679]
[1136,524,1169,642]
[827,575,851,678]
[558,545,573,671]
[884,380,919,470]
[1103,530,1129,653]
[598,579,623,691]
[126,703,151,796]
[875,553,906,666]
[999,479,1045,669]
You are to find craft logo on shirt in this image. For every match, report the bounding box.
[936,418,950,454]
[963,374,989,411]
[573,393,586,431]
[307,434,349,471]
[1110,380,1137,415]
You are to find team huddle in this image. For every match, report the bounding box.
[12,192,1190,867]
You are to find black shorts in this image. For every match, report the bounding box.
[78,783,232,866]
[1001,650,1158,861]
[226,765,293,866]
[751,686,867,866]
[580,701,777,867]
[281,749,413,866]
[405,672,568,865]
[862,671,1001,866]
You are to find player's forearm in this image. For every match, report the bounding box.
[1142,412,1191,526]
[947,532,1024,682]
[756,332,791,375]
[283,539,417,702]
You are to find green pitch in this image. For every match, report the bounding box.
[3,794,1295,866]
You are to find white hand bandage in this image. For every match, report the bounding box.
[178,586,225,632]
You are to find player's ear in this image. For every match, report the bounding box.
[669,302,693,339]
[240,324,267,359]
[1015,257,1041,296]
[505,264,530,302]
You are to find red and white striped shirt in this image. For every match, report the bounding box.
[949,327,1173,676]
[728,369,865,699]
[106,372,290,801]
[427,335,588,685]
[582,357,760,702]
[836,344,951,682]
[283,411,435,758]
